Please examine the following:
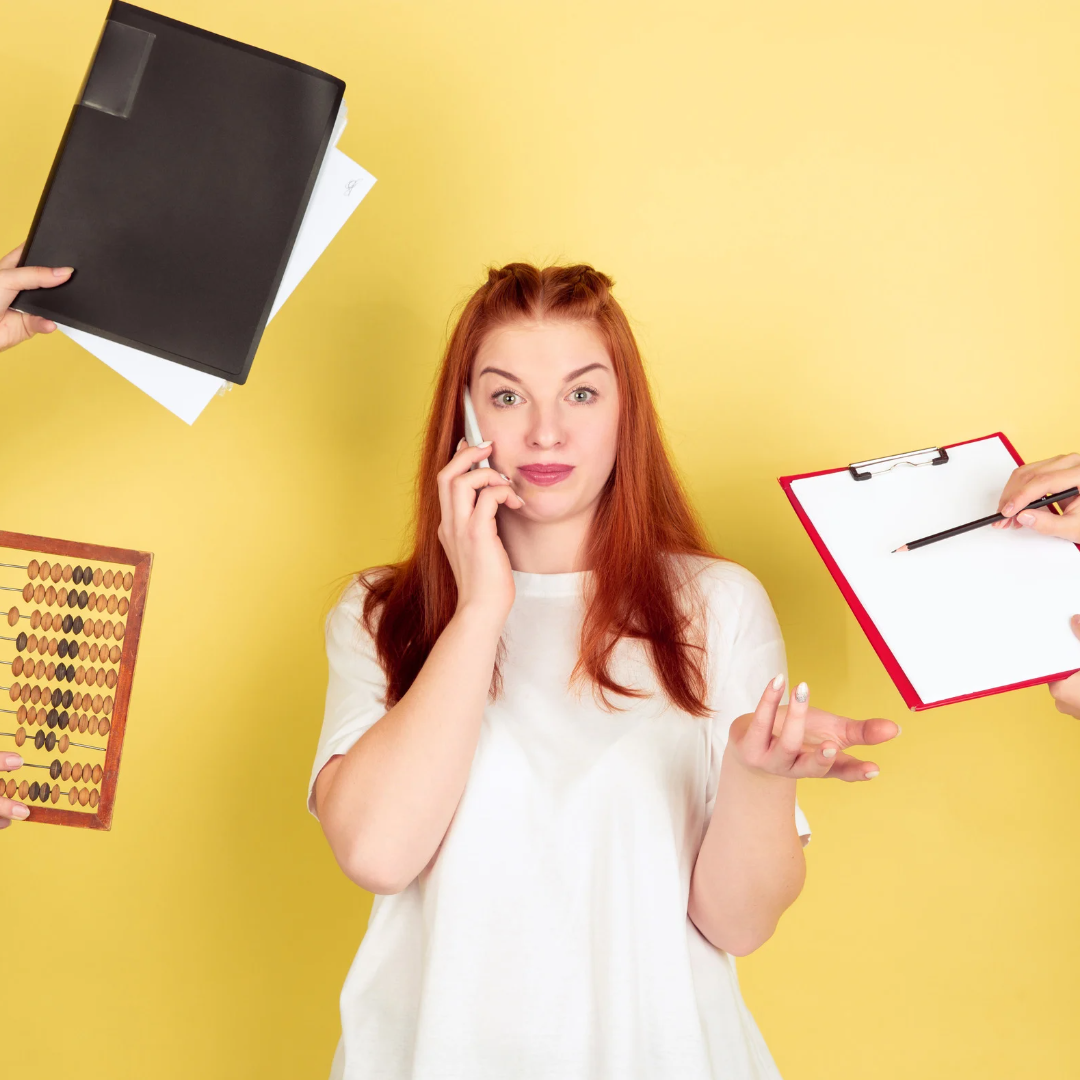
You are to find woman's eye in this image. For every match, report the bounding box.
[569,387,597,404]
[493,391,520,407]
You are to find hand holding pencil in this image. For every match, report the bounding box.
[993,452,1080,542]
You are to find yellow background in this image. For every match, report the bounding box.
[2,1,1079,1076]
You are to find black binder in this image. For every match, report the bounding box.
[14,2,345,384]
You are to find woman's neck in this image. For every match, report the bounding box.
[496,506,594,574]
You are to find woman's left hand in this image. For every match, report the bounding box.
[726,676,901,782]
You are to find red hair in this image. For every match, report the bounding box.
[360,262,718,717]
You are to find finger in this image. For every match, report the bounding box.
[451,466,518,528]
[999,461,1080,517]
[1015,506,1080,541]
[743,675,785,757]
[0,264,73,310]
[472,483,525,525]
[773,681,809,765]
[437,442,495,532]
[2,753,22,770]
[0,796,30,821]
[823,750,880,782]
[829,715,900,747]
[789,740,838,778]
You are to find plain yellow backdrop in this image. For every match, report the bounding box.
[2,1,1079,1077]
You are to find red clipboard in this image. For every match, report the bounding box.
[779,432,1080,711]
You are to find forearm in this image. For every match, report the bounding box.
[318,606,503,892]
[688,744,805,956]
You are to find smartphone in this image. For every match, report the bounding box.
[462,387,490,471]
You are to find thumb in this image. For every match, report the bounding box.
[1016,507,1080,541]
[1071,614,1080,644]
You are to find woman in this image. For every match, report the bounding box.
[0,240,72,829]
[995,453,1080,718]
[310,263,899,1079]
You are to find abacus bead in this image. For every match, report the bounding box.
[80,692,91,711]
[56,639,67,659]
[102,569,113,588]
[38,561,50,582]
[97,718,110,736]
[58,712,69,730]
[72,565,83,585]
[96,670,106,688]
[45,586,56,606]
[72,616,83,634]
[79,642,89,661]
[88,643,98,662]
[67,589,78,608]
[115,622,125,641]
[12,656,23,677]
[91,765,102,784]
[109,646,121,664]
[58,735,69,754]
[6,683,18,702]
[92,695,103,713]
[40,783,51,802]
[85,667,95,686]
[74,666,85,685]
[62,615,72,633]
[62,564,72,583]
[26,560,39,579]
[123,572,133,591]
[45,732,55,752]
[107,595,117,615]
[56,587,67,606]
[94,619,103,637]
[93,568,102,587]
[77,590,87,609]
[19,780,29,799]
[106,670,117,689]
[30,610,41,631]
[33,584,44,603]
[118,597,129,616]
[97,594,107,613]
[34,730,45,750]
[62,761,71,781]
[50,563,62,584]
[50,785,60,804]
[22,582,33,602]
[16,704,26,722]
[89,788,99,808]
[68,787,77,805]
[50,760,61,780]
[6,606,18,627]
[48,638,57,656]
[28,781,39,800]
[103,696,112,715]
[22,685,33,704]
[82,566,92,584]
[34,659,45,680]
[51,689,62,708]
[46,709,57,728]
[71,763,82,782]
[6,778,16,798]
[87,717,98,735]
[45,662,55,681]
[78,787,89,806]
[16,632,27,651]
[14,728,25,747]
[78,715,88,734]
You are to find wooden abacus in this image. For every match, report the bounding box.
[0,531,152,830]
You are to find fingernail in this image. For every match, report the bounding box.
[822,747,837,758]
[1003,503,1014,515]
[3,754,22,769]
[477,440,492,448]
[770,673,785,691]
[52,266,73,277]
[895,724,903,736]
[1018,513,1035,526]
[11,803,29,819]
[499,472,510,482]
[864,769,880,780]
[794,682,809,703]
[456,437,465,449]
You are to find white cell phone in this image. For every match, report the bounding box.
[462,387,490,471]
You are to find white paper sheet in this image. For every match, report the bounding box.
[54,101,375,425]
[790,435,1080,705]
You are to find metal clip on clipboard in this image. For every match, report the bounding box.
[847,446,950,481]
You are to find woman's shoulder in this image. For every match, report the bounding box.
[325,570,389,656]
[671,553,774,614]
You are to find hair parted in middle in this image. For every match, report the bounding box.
[358,261,719,717]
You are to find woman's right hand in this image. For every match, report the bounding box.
[436,438,525,624]
[1,243,73,353]
[1,754,28,830]
[993,452,1080,541]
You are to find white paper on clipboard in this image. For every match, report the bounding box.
[789,434,1080,706]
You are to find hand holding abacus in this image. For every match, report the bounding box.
[0,243,74,353]
[0,753,27,829]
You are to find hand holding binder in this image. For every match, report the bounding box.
[0,243,70,352]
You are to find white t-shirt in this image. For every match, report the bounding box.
[309,556,811,1080]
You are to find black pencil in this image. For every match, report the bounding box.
[893,487,1080,553]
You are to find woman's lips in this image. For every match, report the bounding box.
[517,464,575,487]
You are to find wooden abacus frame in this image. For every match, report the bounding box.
[1,530,152,831]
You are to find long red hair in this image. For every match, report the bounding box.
[360,262,718,716]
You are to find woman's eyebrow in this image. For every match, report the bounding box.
[563,362,609,381]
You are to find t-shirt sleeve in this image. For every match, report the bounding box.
[700,561,811,845]
[307,580,390,819]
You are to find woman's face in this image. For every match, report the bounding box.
[469,319,620,525]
